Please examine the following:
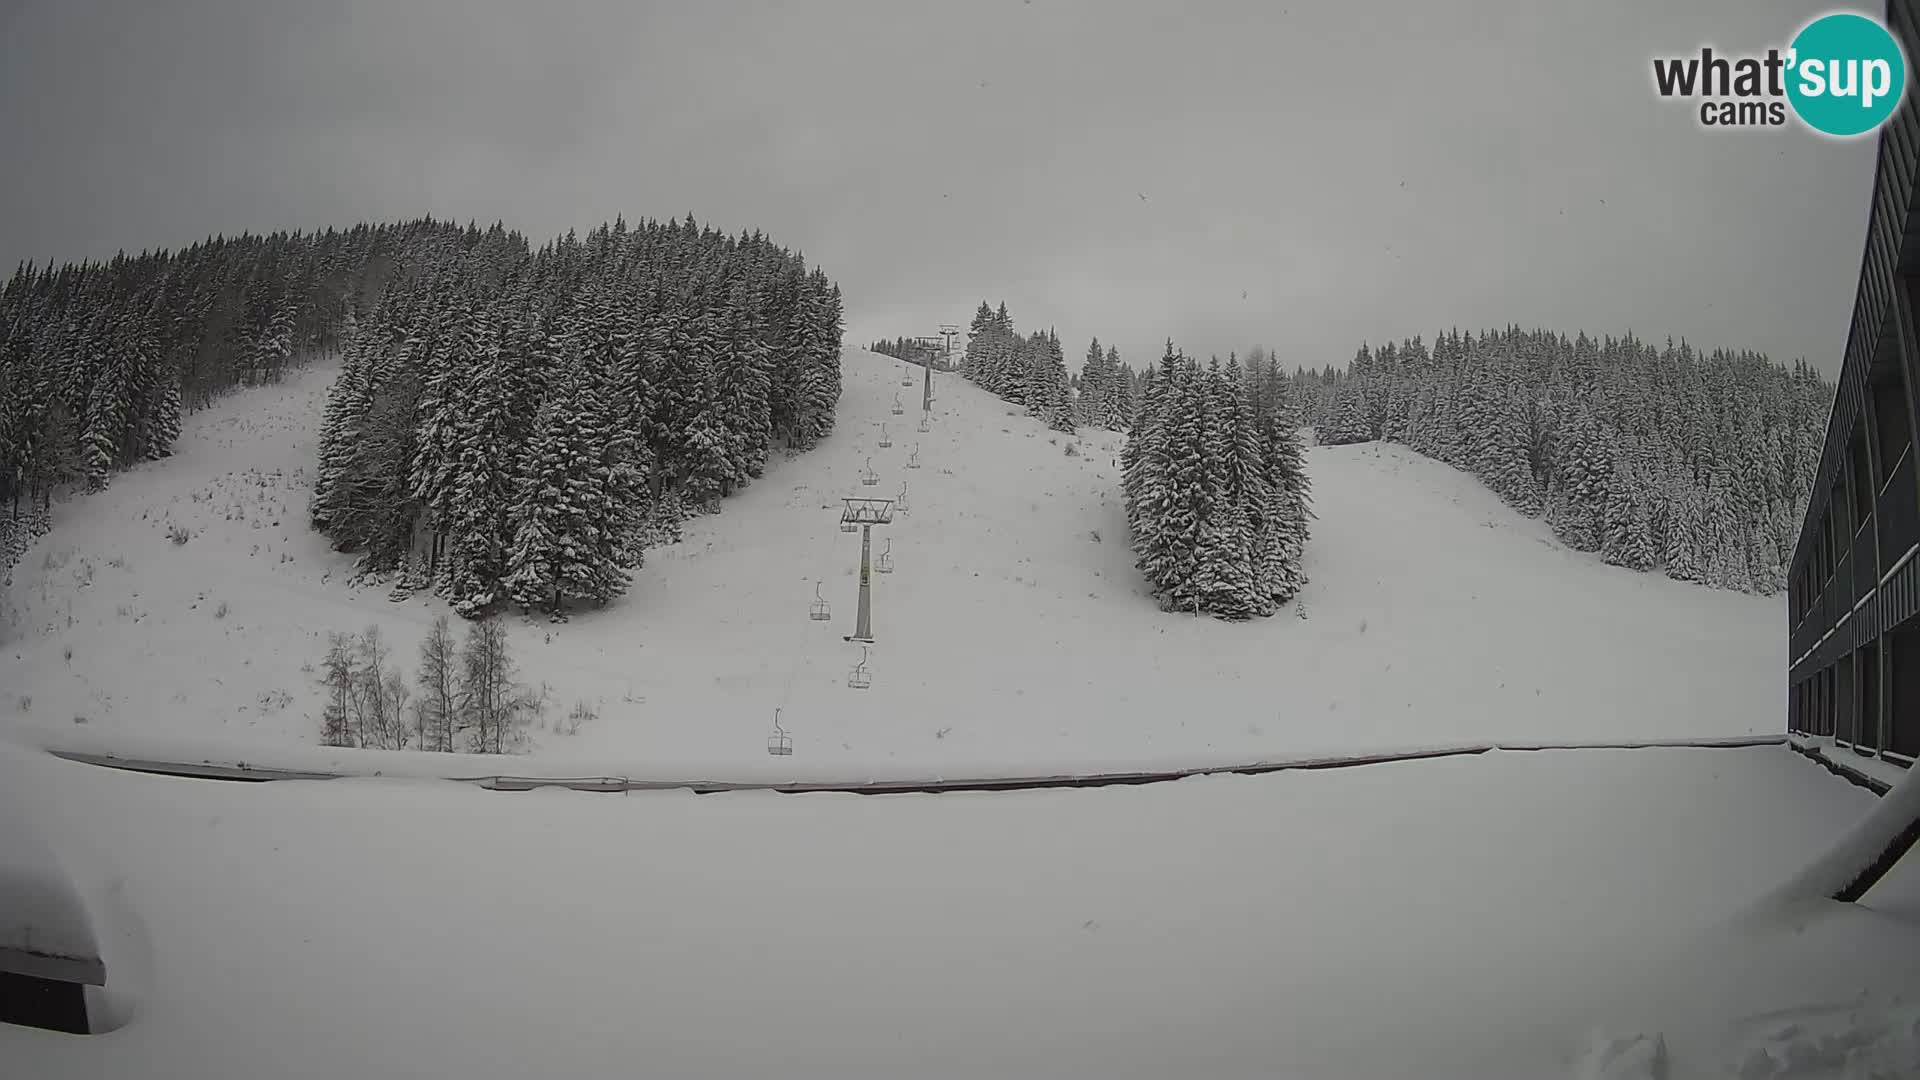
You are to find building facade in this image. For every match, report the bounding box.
[1786,0,1920,768]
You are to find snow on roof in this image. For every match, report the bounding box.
[0,742,105,985]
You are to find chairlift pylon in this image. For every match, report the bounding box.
[879,423,892,449]
[860,457,880,487]
[877,538,894,574]
[767,707,793,756]
[809,581,831,621]
[907,443,921,469]
[847,646,873,690]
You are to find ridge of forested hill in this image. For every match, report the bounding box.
[1303,328,1833,595]
[0,216,844,616]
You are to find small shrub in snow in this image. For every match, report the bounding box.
[564,700,596,735]
[168,525,192,546]
[1064,443,1079,457]
[1089,530,1102,544]
[17,695,29,713]
[213,601,229,620]
[63,644,73,664]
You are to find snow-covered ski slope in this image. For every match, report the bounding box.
[0,348,1783,778]
[2,740,1915,1080]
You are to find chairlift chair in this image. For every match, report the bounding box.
[767,708,793,756]
[895,482,910,514]
[907,444,921,469]
[892,394,905,416]
[809,582,832,621]
[876,538,894,574]
[901,366,913,386]
[861,457,880,486]
[847,646,873,690]
[879,423,892,449]
[917,412,931,433]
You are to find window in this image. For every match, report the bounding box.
[1852,432,1874,530]
[1818,667,1832,737]
[1822,511,1836,584]
[1858,645,1881,752]
[1837,656,1856,745]
[1871,361,1913,490]
[1892,618,1920,759]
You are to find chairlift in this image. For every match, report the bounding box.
[767,708,793,756]
[847,646,873,690]
[892,393,905,416]
[879,423,892,449]
[901,366,914,386]
[895,481,910,514]
[907,444,921,469]
[809,582,831,621]
[917,413,931,433]
[860,457,880,487]
[877,538,894,574]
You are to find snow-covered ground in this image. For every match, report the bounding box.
[2,739,1914,1079]
[0,348,1783,778]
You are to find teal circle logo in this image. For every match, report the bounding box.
[1786,13,1907,137]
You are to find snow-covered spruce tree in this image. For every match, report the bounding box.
[1252,354,1312,605]
[1107,346,1135,428]
[1077,337,1108,427]
[794,271,844,450]
[1194,357,1259,619]
[502,327,648,616]
[1123,343,1181,600]
[1032,329,1074,432]
[962,301,994,382]
[1315,345,1375,445]
[1123,345,1311,619]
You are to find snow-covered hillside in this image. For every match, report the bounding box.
[0,348,1784,777]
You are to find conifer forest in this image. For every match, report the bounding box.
[0,216,846,618]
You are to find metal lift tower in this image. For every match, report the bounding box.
[840,497,895,642]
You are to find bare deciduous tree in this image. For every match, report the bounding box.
[458,618,533,755]
[319,632,355,747]
[415,614,458,752]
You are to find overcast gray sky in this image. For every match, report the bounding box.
[0,0,1881,376]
